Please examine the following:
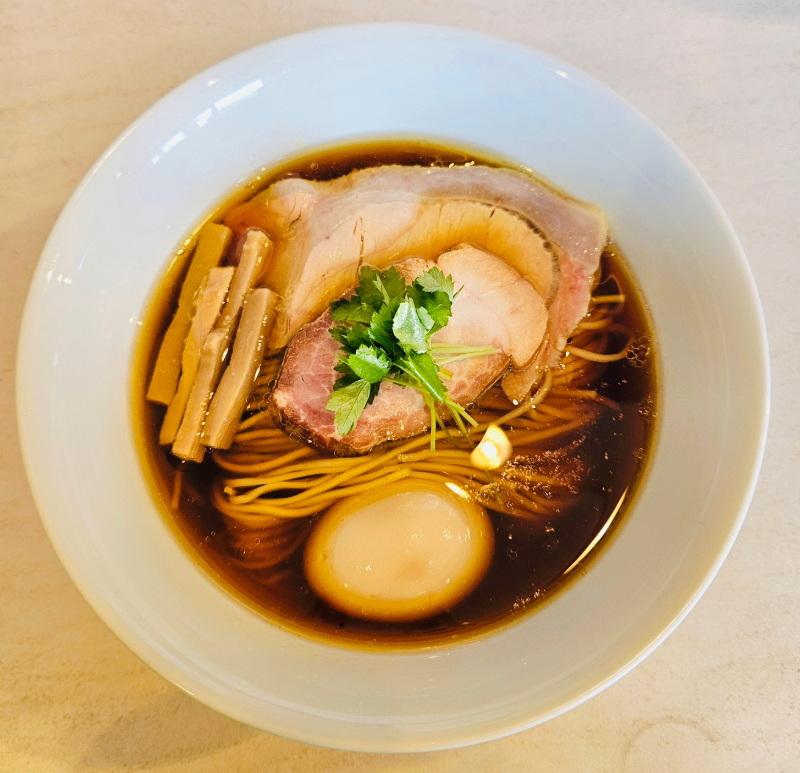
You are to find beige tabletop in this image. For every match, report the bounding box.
[2,1,798,770]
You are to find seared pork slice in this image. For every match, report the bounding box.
[226,165,607,355]
[271,311,429,455]
[270,250,545,454]
[502,242,584,401]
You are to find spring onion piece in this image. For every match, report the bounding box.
[470,424,513,470]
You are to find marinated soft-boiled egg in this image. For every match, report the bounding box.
[303,480,494,623]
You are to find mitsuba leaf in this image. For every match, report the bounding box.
[407,286,453,333]
[416,305,435,332]
[368,300,401,355]
[397,352,447,402]
[332,372,359,390]
[367,381,381,405]
[345,322,371,351]
[414,266,456,300]
[354,266,385,309]
[429,290,454,328]
[392,300,430,354]
[330,297,374,324]
[326,263,477,436]
[373,266,407,304]
[329,324,351,348]
[326,378,371,435]
[333,357,354,375]
[347,345,391,383]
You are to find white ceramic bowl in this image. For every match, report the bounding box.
[17,24,768,752]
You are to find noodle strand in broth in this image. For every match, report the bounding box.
[212,290,633,567]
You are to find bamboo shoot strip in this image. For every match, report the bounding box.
[204,288,278,450]
[147,223,233,404]
[160,266,235,445]
[217,230,271,331]
[172,330,228,460]
[171,230,272,460]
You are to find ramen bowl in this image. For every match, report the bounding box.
[16,24,768,751]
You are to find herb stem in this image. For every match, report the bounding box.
[327,265,494,439]
[431,344,501,354]
[434,350,501,366]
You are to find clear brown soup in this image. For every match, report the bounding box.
[134,140,658,648]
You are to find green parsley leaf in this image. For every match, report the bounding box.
[392,300,430,354]
[345,322,371,351]
[368,298,402,356]
[330,297,374,324]
[353,266,385,309]
[373,266,407,303]
[329,324,351,348]
[369,303,400,357]
[333,357,354,375]
[326,263,486,437]
[331,372,359,390]
[397,351,447,402]
[347,345,391,383]
[416,305,435,332]
[414,266,456,300]
[326,378,371,435]
[367,380,381,405]
[430,290,454,328]
[407,286,453,333]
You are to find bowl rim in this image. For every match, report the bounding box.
[16,22,770,751]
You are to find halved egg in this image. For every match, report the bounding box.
[304,480,494,623]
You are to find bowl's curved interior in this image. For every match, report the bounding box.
[17,24,768,752]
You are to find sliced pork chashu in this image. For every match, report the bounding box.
[438,244,547,371]
[226,165,608,388]
[270,249,545,454]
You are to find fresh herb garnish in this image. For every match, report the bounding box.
[326,265,498,445]
[325,379,372,437]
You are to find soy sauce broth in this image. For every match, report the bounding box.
[133,140,658,649]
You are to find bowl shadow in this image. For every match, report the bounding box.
[79,691,255,770]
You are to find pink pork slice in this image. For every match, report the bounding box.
[226,165,608,373]
[270,249,545,454]
[438,244,547,371]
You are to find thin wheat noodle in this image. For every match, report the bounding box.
[236,411,275,431]
[208,292,633,565]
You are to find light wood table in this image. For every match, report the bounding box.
[2,2,797,770]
